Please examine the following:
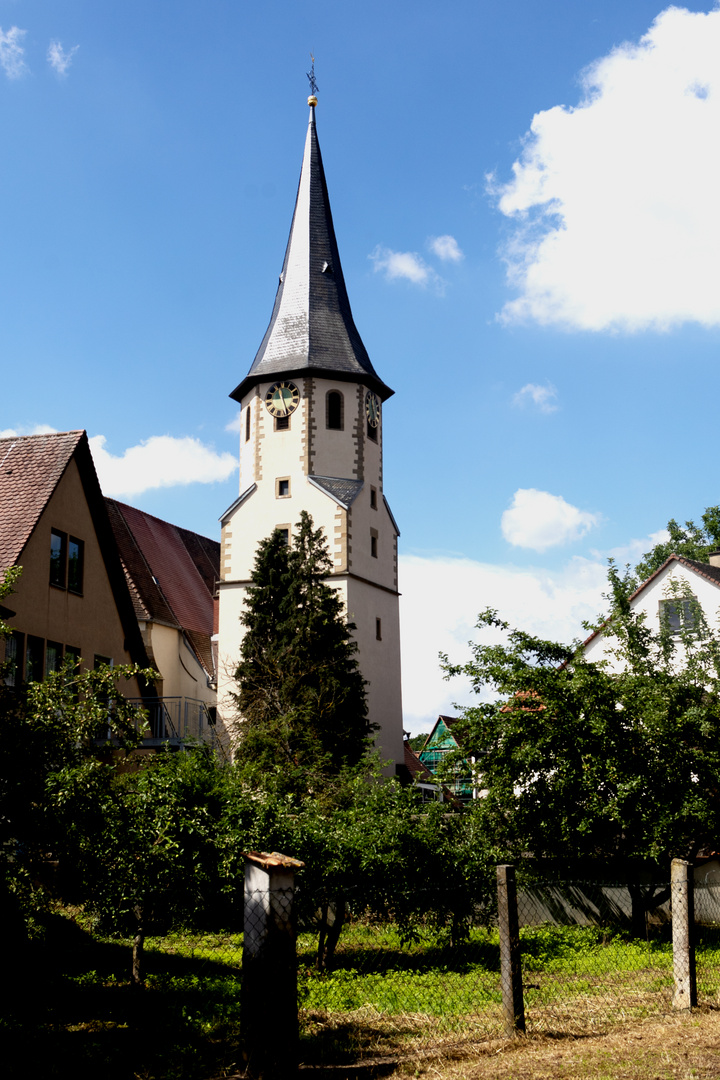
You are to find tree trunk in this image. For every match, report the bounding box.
[132,905,145,988]
[316,903,329,971]
[323,897,346,969]
[316,897,345,971]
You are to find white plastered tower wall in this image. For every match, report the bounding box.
[216,98,404,770]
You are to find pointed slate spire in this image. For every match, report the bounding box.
[230,101,393,403]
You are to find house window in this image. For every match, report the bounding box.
[376,618,382,641]
[50,529,67,587]
[370,529,378,558]
[46,641,63,675]
[370,486,377,510]
[326,390,344,430]
[659,598,696,635]
[245,406,251,442]
[4,631,24,686]
[276,527,290,545]
[276,477,290,498]
[50,529,84,594]
[26,635,44,682]
[68,537,84,593]
[65,646,81,670]
[275,415,290,431]
[94,654,112,668]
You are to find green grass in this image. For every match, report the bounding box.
[9,911,720,1075]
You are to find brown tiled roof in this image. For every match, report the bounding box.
[0,431,85,572]
[106,499,220,679]
[404,740,435,782]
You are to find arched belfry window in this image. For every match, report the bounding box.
[326,390,344,430]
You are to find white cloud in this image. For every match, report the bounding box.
[501,488,600,551]
[512,382,559,413]
[399,551,608,733]
[428,235,463,262]
[493,5,720,331]
[0,423,59,438]
[89,434,237,497]
[369,245,439,287]
[47,41,79,76]
[225,412,243,435]
[0,26,27,79]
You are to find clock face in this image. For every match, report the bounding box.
[365,391,380,428]
[265,381,300,418]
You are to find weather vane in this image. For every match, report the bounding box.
[306,54,318,98]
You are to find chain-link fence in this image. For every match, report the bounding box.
[297,871,720,1066]
[33,864,720,1075]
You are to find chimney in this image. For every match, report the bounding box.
[708,551,720,568]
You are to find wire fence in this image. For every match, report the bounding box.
[295,876,720,1064]
[40,869,720,1073]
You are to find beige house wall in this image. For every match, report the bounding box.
[143,620,215,705]
[5,457,141,695]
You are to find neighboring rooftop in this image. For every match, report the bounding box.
[0,430,85,571]
[230,102,393,404]
[106,499,220,679]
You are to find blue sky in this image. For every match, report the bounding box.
[3,0,720,730]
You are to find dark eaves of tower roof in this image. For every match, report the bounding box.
[230,102,393,404]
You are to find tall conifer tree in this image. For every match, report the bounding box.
[233,512,372,792]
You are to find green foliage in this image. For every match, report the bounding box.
[51,745,226,936]
[442,563,720,869]
[635,505,720,582]
[232,511,372,795]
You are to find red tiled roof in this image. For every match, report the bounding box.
[106,499,220,678]
[404,740,435,782]
[0,431,85,572]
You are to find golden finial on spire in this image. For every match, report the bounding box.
[307,53,318,106]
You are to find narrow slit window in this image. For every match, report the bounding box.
[68,537,84,594]
[370,529,378,558]
[50,529,67,587]
[376,618,382,641]
[326,390,344,430]
[370,487,377,510]
[245,406,251,442]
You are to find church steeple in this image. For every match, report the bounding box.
[230,100,393,404]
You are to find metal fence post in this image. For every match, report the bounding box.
[242,851,305,1079]
[671,857,697,1010]
[497,864,525,1035]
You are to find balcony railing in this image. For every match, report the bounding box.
[125,696,217,746]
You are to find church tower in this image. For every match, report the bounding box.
[216,94,404,769]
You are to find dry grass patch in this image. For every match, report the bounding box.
[392,1008,720,1080]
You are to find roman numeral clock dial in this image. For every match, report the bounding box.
[365,391,380,428]
[265,381,300,417]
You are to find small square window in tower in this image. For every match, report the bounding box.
[276,478,290,498]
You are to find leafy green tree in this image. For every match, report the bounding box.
[442,564,720,924]
[233,511,372,795]
[635,505,720,581]
[51,744,225,984]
